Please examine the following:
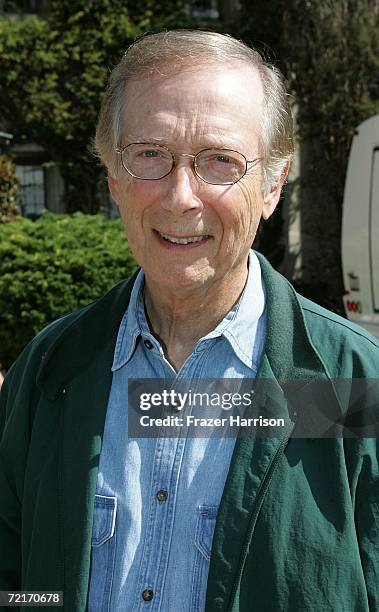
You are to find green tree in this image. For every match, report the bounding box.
[236,0,379,312]
[0,0,189,214]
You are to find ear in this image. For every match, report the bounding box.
[262,162,290,220]
[108,174,121,206]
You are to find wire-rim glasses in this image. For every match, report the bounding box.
[115,142,261,186]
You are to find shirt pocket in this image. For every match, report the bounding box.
[87,494,117,612]
[191,505,218,612]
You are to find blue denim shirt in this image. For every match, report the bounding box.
[88,251,266,612]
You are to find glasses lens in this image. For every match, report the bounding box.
[122,144,173,179]
[195,149,247,184]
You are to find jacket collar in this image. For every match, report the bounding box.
[36,270,139,400]
[255,252,327,380]
[37,253,328,400]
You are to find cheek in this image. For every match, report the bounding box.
[119,181,152,232]
[119,201,147,269]
[220,183,262,244]
[240,182,264,233]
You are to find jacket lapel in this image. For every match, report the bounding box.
[36,276,137,610]
[59,338,116,610]
[205,254,335,611]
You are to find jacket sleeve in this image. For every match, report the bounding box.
[353,437,379,610]
[0,368,23,594]
[0,333,42,601]
[0,317,63,601]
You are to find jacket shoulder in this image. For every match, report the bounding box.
[297,294,379,377]
[1,275,136,402]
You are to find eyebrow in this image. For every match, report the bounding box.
[125,135,247,150]
[125,135,166,144]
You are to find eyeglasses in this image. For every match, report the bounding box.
[115,143,261,186]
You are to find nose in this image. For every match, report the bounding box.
[160,158,203,215]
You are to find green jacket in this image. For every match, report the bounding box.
[0,254,378,612]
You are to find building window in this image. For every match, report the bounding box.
[3,0,41,13]
[15,165,45,219]
[190,0,219,19]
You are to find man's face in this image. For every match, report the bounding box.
[109,62,286,295]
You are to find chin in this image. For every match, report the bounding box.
[149,264,215,291]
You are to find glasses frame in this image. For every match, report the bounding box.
[115,142,261,186]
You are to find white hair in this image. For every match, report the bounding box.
[95,29,294,190]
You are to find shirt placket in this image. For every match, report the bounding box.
[134,351,206,612]
[132,335,178,612]
[134,432,186,612]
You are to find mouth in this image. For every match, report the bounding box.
[156,230,211,245]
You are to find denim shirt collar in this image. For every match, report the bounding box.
[112,250,265,372]
[111,268,145,370]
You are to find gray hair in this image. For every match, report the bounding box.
[95,29,294,190]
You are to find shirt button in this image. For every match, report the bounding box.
[144,339,153,350]
[142,589,154,602]
[171,400,179,411]
[156,489,168,502]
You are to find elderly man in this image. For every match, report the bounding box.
[0,30,378,612]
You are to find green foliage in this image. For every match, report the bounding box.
[238,0,378,197]
[284,1,378,164]
[0,213,138,369]
[236,0,378,310]
[0,155,21,223]
[122,0,190,30]
[0,0,189,213]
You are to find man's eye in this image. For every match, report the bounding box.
[141,149,160,158]
[214,154,231,164]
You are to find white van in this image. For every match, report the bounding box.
[341,114,379,339]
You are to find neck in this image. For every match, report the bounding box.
[143,264,248,371]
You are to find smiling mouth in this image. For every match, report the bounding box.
[157,231,210,245]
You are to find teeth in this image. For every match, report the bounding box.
[159,231,208,245]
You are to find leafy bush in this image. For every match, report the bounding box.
[0,155,21,223]
[0,1,190,212]
[0,212,138,370]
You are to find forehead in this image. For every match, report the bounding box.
[121,63,264,152]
